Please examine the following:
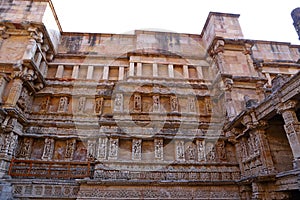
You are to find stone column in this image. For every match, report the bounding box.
[277,100,300,168]
[102,66,109,80]
[137,63,142,76]
[196,66,203,79]
[168,64,174,78]
[55,65,64,79]
[183,65,189,78]
[87,65,94,79]
[118,66,124,80]
[129,62,135,77]
[72,65,79,79]
[153,63,158,77]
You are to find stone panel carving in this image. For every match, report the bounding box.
[57,97,69,113]
[0,132,18,156]
[132,139,142,160]
[197,140,206,161]
[175,140,185,161]
[65,139,76,160]
[41,138,55,160]
[133,94,141,112]
[186,144,196,161]
[206,142,216,162]
[114,94,123,112]
[77,97,86,113]
[216,140,227,161]
[154,139,163,160]
[39,96,50,113]
[95,97,104,114]
[17,137,33,159]
[97,137,108,160]
[152,95,160,112]
[188,97,196,113]
[87,140,97,160]
[108,138,118,159]
[170,96,178,112]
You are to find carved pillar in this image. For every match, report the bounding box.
[102,65,109,80]
[5,78,23,107]
[132,139,142,160]
[154,139,163,160]
[41,138,55,160]
[72,65,79,79]
[129,62,135,77]
[196,66,203,79]
[55,65,64,79]
[277,100,300,168]
[118,66,124,80]
[137,63,142,76]
[168,64,174,78]
[153,63,158,77]
[183,65,189,78]
[87,65,94,79]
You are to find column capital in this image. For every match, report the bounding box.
[277,100,298,114]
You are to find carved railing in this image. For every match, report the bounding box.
[9,159,91,179]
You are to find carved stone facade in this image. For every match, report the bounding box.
[0,1,300,199]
